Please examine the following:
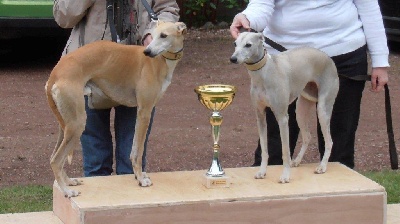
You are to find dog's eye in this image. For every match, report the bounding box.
[245,43,252,48]
[160,33,168,38]
[233,42,237,47]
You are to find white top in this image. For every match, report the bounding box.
[242,0,389,67]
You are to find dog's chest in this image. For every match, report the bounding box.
[250,83,273,107]
[161,72,172,94]
[160,60,177,94]
[249,65,292,107]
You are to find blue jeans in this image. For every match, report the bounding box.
[81,97,154,177]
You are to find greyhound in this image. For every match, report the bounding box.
[230,32,339,183]
[45,21,186,197]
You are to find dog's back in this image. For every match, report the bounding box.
[272,47,338,102]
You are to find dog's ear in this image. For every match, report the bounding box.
[176,22,187,35]
[156,20,166,26]
[257,33,264,42]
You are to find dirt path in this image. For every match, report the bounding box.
[0,29,399,187]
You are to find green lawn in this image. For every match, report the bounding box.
[0,185,52,214]
[363,169,400,204]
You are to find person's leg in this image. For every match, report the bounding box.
[318,46,367,169]
[81,96,113,177]
[114,106,155,175]
[253,101,299,166]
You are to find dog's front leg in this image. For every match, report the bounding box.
[276,112,291,183]
[255,107,269,179]
[130,108,153,187]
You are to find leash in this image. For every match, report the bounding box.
[248,28,399,170]
[106,0,119,42]
[106,0,158,43]
[140,0,159,21]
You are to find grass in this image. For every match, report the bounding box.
[0,170,398,214]
[362,169,400,204]
[0,185,52,214]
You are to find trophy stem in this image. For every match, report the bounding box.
[206,111,225,177]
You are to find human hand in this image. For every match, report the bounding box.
[230,13,251,39]
[143,34,153,46]
[370,67,389,92]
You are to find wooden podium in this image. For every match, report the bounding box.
[53,163,386,224]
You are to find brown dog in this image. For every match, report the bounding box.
[45,21,186,197]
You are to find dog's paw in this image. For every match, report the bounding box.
[290,159,301,167]
[64,189,80,198]
[279,170,290,183]
[254,170,266,179]
[67,178,83,186]
[138,175,152,187]
[315,164,327,174]
[279,176,290,183]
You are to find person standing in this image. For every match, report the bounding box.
[53,0,180,176]
[230,0,389,169]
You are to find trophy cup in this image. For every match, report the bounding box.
[194,84,237,188]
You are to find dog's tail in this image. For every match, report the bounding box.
[45,78,65,129]
[46,76,75,164]
[46,78,75,165]
[301,82,318,102]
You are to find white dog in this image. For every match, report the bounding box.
[45,21,186,197]
[230,32,339,183]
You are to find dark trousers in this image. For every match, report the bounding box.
[253,45,367,169]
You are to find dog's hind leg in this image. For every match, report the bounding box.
[51,126,82,188]
[255,107,269,179]
[131,107,153,187]
[315,71,338,174]
[50,126,84,197]
[50,85,86,197]
[51,126,63,159]
[315,99,334,174]
[291,95,315,167]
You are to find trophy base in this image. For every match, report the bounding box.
[202,174,230,188]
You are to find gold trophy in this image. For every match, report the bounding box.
[195,84,237,188]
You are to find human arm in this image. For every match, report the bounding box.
[230,13,251,39]
[53,0,95,28]
[153,0,180,22]
[370,67,389,92]
[354,0,389,92]
[230,0,275,38]
[141,0,180,43]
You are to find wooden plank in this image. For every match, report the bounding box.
[53,163,386,224]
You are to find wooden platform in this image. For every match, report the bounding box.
[2,204,399,224]
[53,163,387,224]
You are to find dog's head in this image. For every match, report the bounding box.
[143,21,187,58]
[230,32,265,64]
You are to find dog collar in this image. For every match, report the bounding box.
[162,48,184,60]
[245,52,268,71]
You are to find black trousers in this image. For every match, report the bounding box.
[253,45,368,169]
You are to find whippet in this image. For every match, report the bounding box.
[45,21,186,197]
[230,32,339,183]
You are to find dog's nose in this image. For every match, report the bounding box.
[143,48,152,57]
[230,56,238,64]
